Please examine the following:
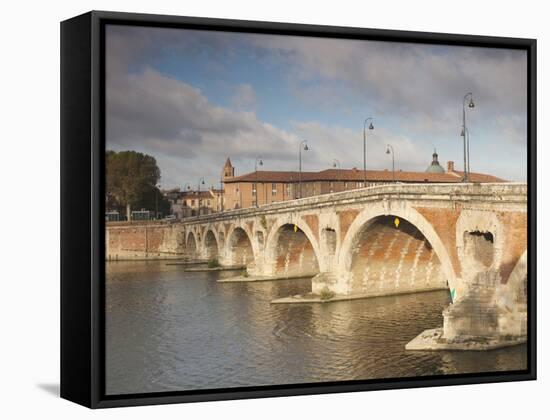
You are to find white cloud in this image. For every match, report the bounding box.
[107,68,302,187]
[231,83,257,110]
[105,26,528,185]
[107,67,433,188]
[250,35,527,120]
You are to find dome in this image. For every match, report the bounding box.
[426,149,445,173]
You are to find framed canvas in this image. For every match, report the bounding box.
[60,10,536,408]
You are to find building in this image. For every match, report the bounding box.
[221,152,505,210]
[170,189,224,218]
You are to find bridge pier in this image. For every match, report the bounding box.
[407,256,527,350]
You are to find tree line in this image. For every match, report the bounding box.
[106,150,170,220]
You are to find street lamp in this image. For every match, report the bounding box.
[181,183,191,218]
[460,126,473,181]
[386,144,395,183]
[219,177,224,212]
[298,140,309,199]
[155,183,160,220]
[254,156,263,207]
[333,159,342,191]
[197,177,205,215]
[461,92,475,182]
[363,117,374,186]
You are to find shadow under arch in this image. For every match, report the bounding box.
[264,219,321,278]
[338,204,457,296]
[186,230,198,259]
[204,229,219,260]
[502,249,527,312]
[226,226,255,267]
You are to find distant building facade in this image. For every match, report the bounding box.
[167,189,224,218]
[221,152,505,210]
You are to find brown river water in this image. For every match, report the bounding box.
[105,260,527,395]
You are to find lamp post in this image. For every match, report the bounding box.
[197,177,205,192]
[333,159,342,191]
[461,92,475,182]
[219,177,224,212]
[182,183,191,218]
[298,140,309,199]
[155,183,160,219]
[254,156,263,207]
[197,177,205,215]
[386,144,395,183]
[363,117,374,186]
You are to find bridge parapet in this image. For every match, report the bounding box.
[177,183,526,226]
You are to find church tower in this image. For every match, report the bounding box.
[222,157,235,181]
[425,149,445,173]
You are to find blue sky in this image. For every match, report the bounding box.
[106,25,527,188]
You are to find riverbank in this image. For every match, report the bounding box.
[405,328,527,351]
[218,273,315,283]
[271,286,449,304]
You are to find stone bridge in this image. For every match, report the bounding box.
[107,183,528,350]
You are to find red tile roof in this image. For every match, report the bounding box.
[224,168,505,184]
[180,190,215,199]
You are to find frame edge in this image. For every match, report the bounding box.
[60,11,94,408]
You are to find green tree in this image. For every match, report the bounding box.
[106,150,162,220]
[133,186,171,218]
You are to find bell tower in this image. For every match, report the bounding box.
[222,157,235,181]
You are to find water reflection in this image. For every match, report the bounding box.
[105,261,527,395]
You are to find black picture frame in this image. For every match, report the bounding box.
[60,10,537,409]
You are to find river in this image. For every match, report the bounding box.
[105,260,527,395]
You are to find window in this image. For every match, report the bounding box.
[191,199,195,206]
[272,183,277,196]
[207,200,211,206]
[252,183,257,196]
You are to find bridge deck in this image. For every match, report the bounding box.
[107,182,526,227]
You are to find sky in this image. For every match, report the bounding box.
[105,25,528,189]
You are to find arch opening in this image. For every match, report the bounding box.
[348,215,447,295]
[463,230,495,270]
[228,227,254,266]
[186,232,198,260]
[255,231,264,247]
[204,230,219,261]
[322,227,337,255]
[271,224,319,278]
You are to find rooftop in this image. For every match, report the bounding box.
[224,167,505,184]
[179,190,217,199]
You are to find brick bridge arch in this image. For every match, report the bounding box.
[225,224,257,267]
[264,216,322,277]
[338,202,458,296]
[203,228,220,260]
[186,230,198,258]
